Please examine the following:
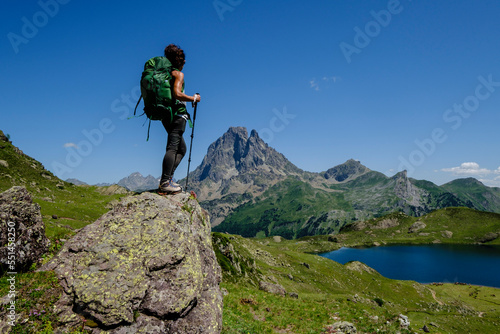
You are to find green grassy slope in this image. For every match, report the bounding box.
[213,233,500,334]
[214,171,499,240]
[338,207,500,247]
[0,131,129,242]
[441,178,500,213]
[214,177,356,239]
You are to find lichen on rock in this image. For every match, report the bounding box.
[40,192,222,333]
[0,186,49,273]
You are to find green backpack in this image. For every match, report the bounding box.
[134,56,175,139]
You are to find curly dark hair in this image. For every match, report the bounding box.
[164,44,185,69]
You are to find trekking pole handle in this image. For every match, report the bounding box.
[192,93,199,121]
[192,93,200,105]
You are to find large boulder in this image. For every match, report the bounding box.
[0,186,49,273]
[259,281,286,297]
[408,221,426,233]
[478,232,498,243]
[372,218,399,230]
[40,192,222,334]
[324,321,357,334]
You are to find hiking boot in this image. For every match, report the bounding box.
[159,180,182,194]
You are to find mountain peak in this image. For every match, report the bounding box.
[117,172,159,192]
[191,127,299,184]
[323,159,369,182]
[445,177,485,187]
[249,129,259,138]
[392,170,408,180]
[228,126,248,136]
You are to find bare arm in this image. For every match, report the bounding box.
[171,70,200,103]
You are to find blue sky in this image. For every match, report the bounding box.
[1,0,500,187]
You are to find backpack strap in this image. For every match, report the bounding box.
[146,119,152,141]
[134,94,143,116]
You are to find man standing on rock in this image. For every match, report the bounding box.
[159,44,200,194]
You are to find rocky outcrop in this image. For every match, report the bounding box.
[212,233,262,284]
[259,281,286,297]
[372,218,399,230]
[324,321,357,334]
[392,171,425,208]
[478,232,499,243]
[0,130,10,143]
[344,261,379,275]
[345,221,367,231]
[408,221,426,233]
[0,186,49,273]
[441,230,453,239]
[40,192,222,334]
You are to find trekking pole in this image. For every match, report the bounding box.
[185,93,199,191]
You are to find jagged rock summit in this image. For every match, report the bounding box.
[191,127,301,187]
[40,192,222,334]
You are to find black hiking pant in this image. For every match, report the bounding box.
[160,116,187,185]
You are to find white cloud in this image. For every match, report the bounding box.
[322,76,341,83]
[310,76,341,91]
[63,142,78,149]
[479,176,500,188]
[441,162,492,176]
[310,79,319,91]
[441,162,500,187]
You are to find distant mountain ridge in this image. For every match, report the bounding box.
[66,173,160,192]
[65,178,88,186]
[116,172,159,192]
[441,177,500,213]
[181,127,500,238]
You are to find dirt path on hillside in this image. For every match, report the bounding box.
[428,288,444,305]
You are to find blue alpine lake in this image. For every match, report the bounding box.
[319,244,500,288]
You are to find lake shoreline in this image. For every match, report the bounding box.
[319,244,500,288]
